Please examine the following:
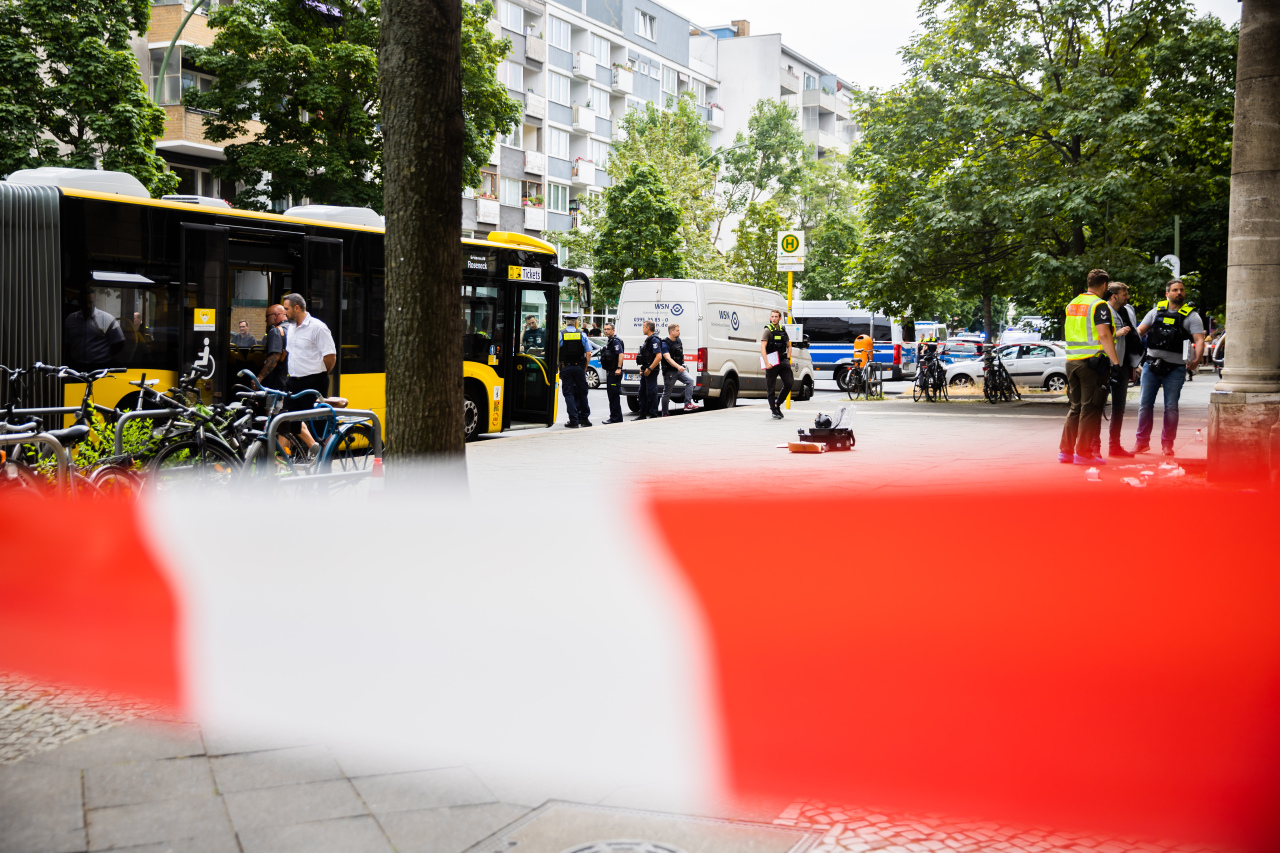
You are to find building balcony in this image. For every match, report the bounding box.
[525,33,546,63]
[523,206,546,231]
[486,18,503,40]
[706,105,724,130]
[611,65,634,94]
[801,88,838,114]
[803,127,843,154]
[571,105,594,134]
[156,106,261,158]
[524,150,546,175]
[572,51,596,80]
[147,3,216,47]
[477,198,500,224]
[525,92,546,119]
[571,159,595,187]
[780,67,800,95]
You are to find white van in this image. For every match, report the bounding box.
[616,278,815,410]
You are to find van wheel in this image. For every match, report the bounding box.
[720,376,738,409]
[626,395,640,413]
[799,376,814,401]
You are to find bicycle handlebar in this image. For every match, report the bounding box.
[0,420,39,433]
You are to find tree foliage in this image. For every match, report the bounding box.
[714,99,806,245]
[728,201,787,293]
[591,165,685,300]
[849,0,1237,335]
[188,0,517,210]
[0,0,176,195]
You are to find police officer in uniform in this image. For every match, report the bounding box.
[558,312,594,429]
[1134,279,1206,455]
[600,322,625,423]
[759,309,793,419]
[1059,269,1121,465]
[635,321,663,420]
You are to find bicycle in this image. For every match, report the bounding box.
[913,351,947,402]
[982,351,1021,404]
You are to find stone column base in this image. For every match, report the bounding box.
[1208,391,1280,484]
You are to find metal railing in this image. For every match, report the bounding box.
[258,408,383,487]
[0,429,67,489]
[113,409,182,456]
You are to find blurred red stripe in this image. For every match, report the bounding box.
[651,482,1280,850]
[0,493,181,709]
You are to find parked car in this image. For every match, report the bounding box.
[946,343,1068,392]
[585,336,608,388]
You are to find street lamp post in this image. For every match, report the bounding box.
[152,0,211,105]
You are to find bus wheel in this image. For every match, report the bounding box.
[463,391,481,442]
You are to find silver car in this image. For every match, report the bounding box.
[947,343,1068,392]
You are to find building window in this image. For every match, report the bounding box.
[149,47,182,104]
[635,10,655,41]
[479,168,498,199]
[522,180,543,206]
[500,124,522,148]
[692,79,707,106]
[548,127,570,160]
[804,73,817,90]
[548,183,569,214]
[548,16,570,50]
[661,66,677,108]
[590,34,610,62]
[587,86,609,116]
[590,139,610,167]
[498,60,523,92]
[548,72,570,106]
[500,177,522,206]
[500,0,523,32]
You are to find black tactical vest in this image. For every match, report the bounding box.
[559,330,586,366]
[764,324,790,359]
[1146,300,1195,353]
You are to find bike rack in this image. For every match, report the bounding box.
[113,409,182,456]
[258,408,383,487]
[0,431,67,489]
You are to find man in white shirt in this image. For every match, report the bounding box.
[281,292,337,454]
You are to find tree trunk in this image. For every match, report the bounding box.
[380,0,464,464]
[982,288,994,341]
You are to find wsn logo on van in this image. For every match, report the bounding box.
[671,303,684,316]
[718,309,739,331]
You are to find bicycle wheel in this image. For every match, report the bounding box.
[91,464,142,500]
[936,373,949,401]
[983,376,998,404]
[151,439,240,489]
[241,433,308,480]
[913,375,926,402]
[318,422,374,474]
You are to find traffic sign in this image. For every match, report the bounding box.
[777,231,804,259]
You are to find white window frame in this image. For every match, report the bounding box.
[500,60,523,92]
[500,0,523,32]
[661,66,677,108]
[547,127,570,160]
[500,124,522,149]
[500,177,522,207]
[590,34,611,64]
[635,10,655,41]
[804,73,817,91]
[548,72,570,106]
[548,182,570,214]
[590,139,610,167]
[548,16,571,50]
[692,79,707,106]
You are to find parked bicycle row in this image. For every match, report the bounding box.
[0,363,379,498]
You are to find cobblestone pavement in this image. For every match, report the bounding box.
[0,673,156,766]
[773,800,1228,853]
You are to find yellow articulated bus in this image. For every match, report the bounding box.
[0,168,589,440]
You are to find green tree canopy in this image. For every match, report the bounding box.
[849,0,1237,335]
[728,200,788,293]
[188,0,518,210]
[591,165,685,302]
[714,99,806,245]
[0,0,176,195]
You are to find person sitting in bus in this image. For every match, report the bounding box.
[63,283,124,369]
[232,320,258,349]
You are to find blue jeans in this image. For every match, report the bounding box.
[1135,362,1186,449]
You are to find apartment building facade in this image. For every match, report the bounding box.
[704,21,858,158]
[466,0,722,250]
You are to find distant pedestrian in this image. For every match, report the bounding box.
[1134,279,1206,456]
[1059,269,1120,465]
[599,322,625,423]
[588,320,601,336]
[282,293,336,458]
[660,323,697,415]
[258,304,289,389]
[1102,282,1138,458]
[760,309,793,419]
[635,321,662,420]
[558,311,594,429]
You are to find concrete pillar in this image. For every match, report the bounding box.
[1209,0,1280,483]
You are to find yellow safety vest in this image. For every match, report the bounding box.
[1064,293,1106,361]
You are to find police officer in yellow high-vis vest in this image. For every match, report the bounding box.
[1059,269,1122,465]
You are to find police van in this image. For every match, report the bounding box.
[616,279,815,410]
[790,300,915,381]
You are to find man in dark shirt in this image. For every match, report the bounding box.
[521,315,546,353]
[258,304,289,389]
[232,320,258,349]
